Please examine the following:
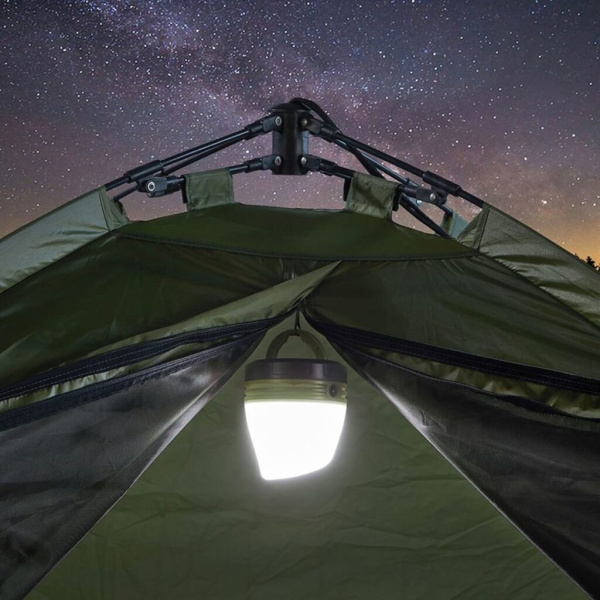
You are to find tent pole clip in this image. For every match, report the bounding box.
[301,116,340,142]
[399,183,448,207]
[245,114,282,136]
[300,154,354,180]
[229,154,282,175]
[422,171,462,196]
[139,175,184,198]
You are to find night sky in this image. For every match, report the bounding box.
[1,0,599,258]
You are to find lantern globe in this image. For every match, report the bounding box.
[245,358,347,480]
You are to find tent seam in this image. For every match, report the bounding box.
[309,318,600,398]
[336,341,600,424]
[0,318,282,402]
[114,231,479,262]
[0,333,263,433]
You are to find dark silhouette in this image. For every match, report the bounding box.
[574,254,600,272]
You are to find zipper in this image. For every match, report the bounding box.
[0,316,284,403]
[306,316,600,397]
[0,332,263,433]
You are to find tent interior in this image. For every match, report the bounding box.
[1,100,599,600]
[24,317,590,600]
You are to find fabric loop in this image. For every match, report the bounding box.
[345,173,398,220]
[185,169,235,211]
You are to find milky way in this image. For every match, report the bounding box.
[1,0,598,257]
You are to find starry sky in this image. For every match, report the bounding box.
[1,0,599,257]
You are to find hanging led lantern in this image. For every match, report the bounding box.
[245,328,347,480]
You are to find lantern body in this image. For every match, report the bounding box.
[245,360,347,480]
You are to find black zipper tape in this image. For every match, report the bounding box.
[0,316,284,403]
[0,331,264,433]
[307,316,600,397]
[335,338,572,419]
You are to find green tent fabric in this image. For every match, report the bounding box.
[0,188,128,295]
[0,170,599,599]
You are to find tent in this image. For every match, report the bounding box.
[1,100,599,600]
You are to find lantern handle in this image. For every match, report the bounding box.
[266,329,326,360]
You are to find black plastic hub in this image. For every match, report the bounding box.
[270,103,310,175]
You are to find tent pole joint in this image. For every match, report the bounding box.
[269,103,312,175]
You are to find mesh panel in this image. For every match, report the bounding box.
[334,342,600,599]
[0,334,260,600]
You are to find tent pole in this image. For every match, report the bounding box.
[302,115,485,208]
[106,98,484,212]
[105,114,281,192]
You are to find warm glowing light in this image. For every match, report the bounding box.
[244,329,348,481]
[245,400,347,480]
